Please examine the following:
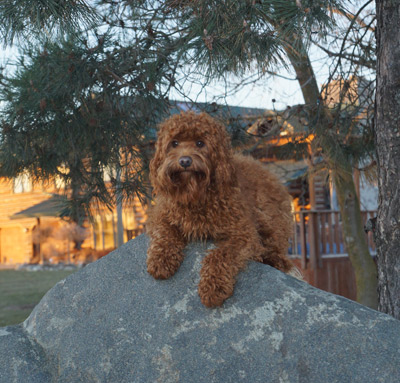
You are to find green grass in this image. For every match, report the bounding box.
[0,269,76,327]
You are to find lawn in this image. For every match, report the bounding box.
[0,269,76,327]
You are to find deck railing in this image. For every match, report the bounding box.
[290,210,376,269]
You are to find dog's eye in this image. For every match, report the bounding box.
[196,140,205,148]
[171,140,179,148]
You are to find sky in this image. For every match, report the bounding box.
[169,70,306,111]
[167,41,336,111]
[0,46,18,67]
[0,45,308,112]
[0,34,346,113]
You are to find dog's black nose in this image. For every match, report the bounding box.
[179,156,193,169]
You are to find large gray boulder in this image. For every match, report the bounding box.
[1,234,400,383]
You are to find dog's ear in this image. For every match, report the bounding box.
[211,125,237,191]
[149,130,166,194]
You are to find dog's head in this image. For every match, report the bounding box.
[150,111,236,204]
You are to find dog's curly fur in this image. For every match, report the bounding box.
[146,111,295,307]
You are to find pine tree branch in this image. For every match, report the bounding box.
[0,0,99,45]
[312,41,375,69]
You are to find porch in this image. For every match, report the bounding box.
[289,210,376,301]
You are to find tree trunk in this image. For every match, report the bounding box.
[70,170,85,250]
[116,167,125,247]
[285,42,378,309]
[375,0,400,319]
[333,166,378,307]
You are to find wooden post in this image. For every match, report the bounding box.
[309,174,317,210]
[299,211,307,269]
[327,212,334,255]
[92,223,97,250]
[320,213,327,254]
[66,239,70,264]
[116,169,125,247]
[111,211,117,248]
[334,212,341,253]
[37,217,43,264]
[100,214,105,250]
[308,211,321,269]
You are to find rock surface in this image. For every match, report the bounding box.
[1,234,400,383]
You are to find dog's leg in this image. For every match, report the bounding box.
[260,236,294,272]
[198,234,262,308]
[146,222,187,280]
[254,210,294,272]
[198,246,236,308]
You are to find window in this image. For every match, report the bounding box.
[13,173,32,193]
[54,175,66,190]
[93,213,116,250]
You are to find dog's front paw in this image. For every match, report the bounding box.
[147,250,183,280]
[198,274,234,308]
[198,256,235,308]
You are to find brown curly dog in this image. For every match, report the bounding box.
[146,111,296,308]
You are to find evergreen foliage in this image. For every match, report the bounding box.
[0,32,174,222]
[0,0,97,45]
[168,0,345,76]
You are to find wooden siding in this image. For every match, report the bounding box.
[0,179,58,263]
[0,178,147,265]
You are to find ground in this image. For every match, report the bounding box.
[0,269,76,326]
